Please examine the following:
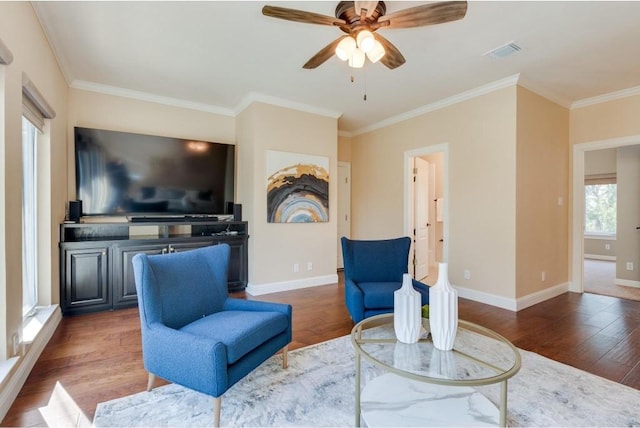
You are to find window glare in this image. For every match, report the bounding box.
[584,184,616,235]
[22,116,38,317]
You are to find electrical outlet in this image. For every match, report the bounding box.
[626,262,634,271]
[307,262,313,271]
[293,263,299,273]
[463,269,471,280]
[541,271,546,282]
[605,244,611,250]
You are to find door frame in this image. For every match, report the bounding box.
[571,134,640,292]
[337,161,351,269]
[404,143,450,265]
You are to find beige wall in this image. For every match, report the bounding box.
[570,96,640,144]
[236,103,337,289]
[616,145,640,283]
[515,87,569,298]
[338,135,352,162]
[0,2,68,358]
[351,87,518,298]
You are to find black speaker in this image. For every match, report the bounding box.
[69,200,82,222]
[233,204,242,221]
[226,201,234,215]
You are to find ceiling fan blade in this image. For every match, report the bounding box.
[303,37,346,69]
[378,1,468,29]
[262,5,346,26]
[375,34,406,69]
[354,1,379,18]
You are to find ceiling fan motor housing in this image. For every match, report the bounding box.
[335,1,387,34]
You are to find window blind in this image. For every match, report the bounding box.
[0,37,13,65]
[22,73,55,132]
[584,173,616,185]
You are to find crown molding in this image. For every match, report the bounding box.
[571,85,640,109]
[235,92,342,120]
[70,80,235,116]
[351,74,521,136]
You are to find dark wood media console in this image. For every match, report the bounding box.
[59,220,248,315]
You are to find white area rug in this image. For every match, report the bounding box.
[93,332,640,427]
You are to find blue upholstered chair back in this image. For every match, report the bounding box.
[133,244,230,330]
[341,237,411,283]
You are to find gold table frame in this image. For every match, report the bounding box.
[351,314,521,427]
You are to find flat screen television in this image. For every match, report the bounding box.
[74,127,235,217]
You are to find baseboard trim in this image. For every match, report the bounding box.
[246,274,339,296]
[455,286,517,311]
[585,254,616,261]
[455,282,570,312]
[0,305,62,421]
[615,278,640,288]
[515,282,570,311]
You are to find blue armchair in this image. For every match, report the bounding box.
[132,244,292,427]
[341,236,429,323]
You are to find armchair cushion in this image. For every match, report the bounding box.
[180,309,289,364]
[359,281,406,308]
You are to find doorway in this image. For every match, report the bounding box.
[404,144,449,283]
[571,137,640,298]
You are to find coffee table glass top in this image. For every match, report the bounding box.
[351,314,521,386]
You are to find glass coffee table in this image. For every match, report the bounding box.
[351,313,521,427]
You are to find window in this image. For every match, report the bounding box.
[22,116,39,317]
[584,183,617,235]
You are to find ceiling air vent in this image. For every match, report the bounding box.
[484,41,522,59]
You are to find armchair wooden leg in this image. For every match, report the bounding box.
[146,373,156,391]
[213,396,221,428]
[282,345,289,369]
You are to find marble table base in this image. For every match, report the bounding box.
[361,373,499,427]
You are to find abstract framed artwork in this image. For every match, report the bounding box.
[266,150,329,223]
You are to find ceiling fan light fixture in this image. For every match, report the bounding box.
[335,36,356,61]
[356,30,375,53]
[348,47,366,68]
[366,39,385,63]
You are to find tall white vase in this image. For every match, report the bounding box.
[394,274,422,344]
[429,262,458,351]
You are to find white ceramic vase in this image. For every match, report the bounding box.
[429,262,458,351]
[394,273,422,344]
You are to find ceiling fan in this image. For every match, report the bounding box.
[262,1,468,70]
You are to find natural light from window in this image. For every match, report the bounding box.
[584,183,617,235]
[22,116,38,317]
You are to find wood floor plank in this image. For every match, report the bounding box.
[2,276,640,427]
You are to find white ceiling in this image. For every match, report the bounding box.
[32,1,640,135]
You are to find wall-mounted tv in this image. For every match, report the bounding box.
[74,127,235,217]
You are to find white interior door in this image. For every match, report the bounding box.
[414,158,429,280]
[337,162,351,269]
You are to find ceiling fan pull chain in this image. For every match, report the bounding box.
[363,69,367,101]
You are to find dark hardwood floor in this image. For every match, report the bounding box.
[3,275,640,427]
